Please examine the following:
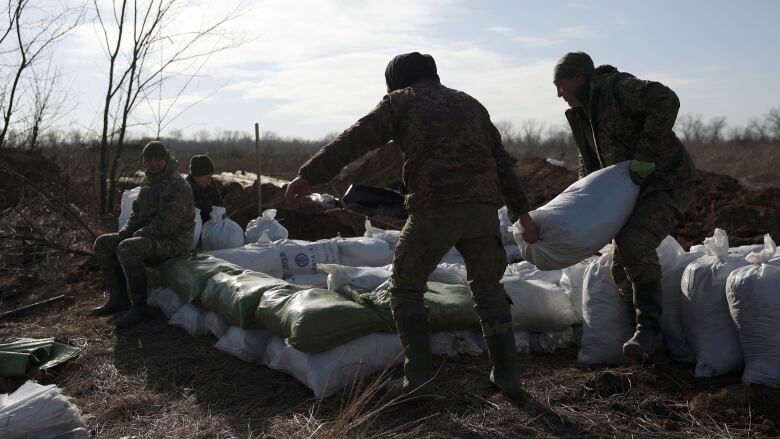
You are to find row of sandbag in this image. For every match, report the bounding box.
[147,286,574,398]
[154,253,579,353]
[577,229,780,388]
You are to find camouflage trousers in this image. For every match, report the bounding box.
[94,233,180,278]
[389,203,511,334]
[612,183,696,300]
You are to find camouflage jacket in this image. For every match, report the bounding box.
[298,79,530,216]
[121,160,195,254]
[565,66,701,193]
[186,175,222,223]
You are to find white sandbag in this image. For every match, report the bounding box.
[191,208,202,250]
[504,244,522,263]
[430,330,489,356]
[262,332,403,398]
[308,192,336,209]
[726,235,780,387]
[502,277,578,332]
[205,311,230,339]
[118,186,140,231]
[559,256,596,321]
[277,238,340,276]
[578,250,633,364]
[201,206,245,251]
[147,287,185,319]
[657,236,703,363]
[690,243,763,256]
[285,272,329,288]
[681,229,746,377]
[168,304,209,336]
[364,219,400,247]
[0,382,85,439]
[428,263,468,285]
[497,206,515,245]
[321,264,392,292]
[505,261,563,285]
[440,247,464,264]
[529,327,575,353]
[337,236,394,267]
[214,327,271,363]
[245,209,289,244]
[209,231,284,278]
[512,161,639,270]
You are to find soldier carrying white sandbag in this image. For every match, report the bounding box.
[553,51,702,362]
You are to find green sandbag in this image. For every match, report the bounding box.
[200,270,290,329]
[350,281,481,333]
[255,286,393,353]
[157,254,244,304]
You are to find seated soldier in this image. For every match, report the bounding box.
[186,154,222,224]
[92,141,195,327]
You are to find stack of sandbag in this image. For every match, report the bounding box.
[726,234,780,388]
[501,276,578,332]
[577,247,633,364]
[208,231,284,279]
[320,262,468,293]
[512,161,639,270]
[364,219,400,247]
[0,382,86,438]
[681,229,747,377]
[245,209,288,244]
[276,238,339,278]
[201,206,244,251]
[656,236,703,363]
[505,261,562,284]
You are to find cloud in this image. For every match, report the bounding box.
[486,25,594,47]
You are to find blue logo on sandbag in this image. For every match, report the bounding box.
[295,253,309,267]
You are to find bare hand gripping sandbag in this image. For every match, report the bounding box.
[512,161,639,270]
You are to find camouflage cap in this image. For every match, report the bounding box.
[553,51,594,81]
[142,140,170,162]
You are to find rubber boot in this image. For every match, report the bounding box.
[92,260,130,316]
[385,310,434,400]
[116,274,149,328]
[482,319,527,402]
[623,280,663,363]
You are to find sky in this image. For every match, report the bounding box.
[56,0,780,140]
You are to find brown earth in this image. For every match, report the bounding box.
[2,147,780,437]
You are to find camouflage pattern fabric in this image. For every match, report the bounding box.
[612,183,696,298]
[186,175,222,223]
[565,65,702,193]
[120,159,195,254]
[389,203,512,330]
[94,233,181,277]
[298,79,530,218]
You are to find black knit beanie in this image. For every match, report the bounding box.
[190,155,215,177]
[142,141,171,162]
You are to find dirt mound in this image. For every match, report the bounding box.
[0,147,65,209]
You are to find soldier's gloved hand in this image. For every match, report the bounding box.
[629,160,655,186]
[285,176,311,207]
[517,213,539,244]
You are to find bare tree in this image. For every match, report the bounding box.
[0,0,83,148]
[676,114,705,144]
[765,107,780,141]
[705,116,727,144]
[94,0,245,214]
[21,58,72,149]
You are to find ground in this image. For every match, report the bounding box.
[1,253,779,438]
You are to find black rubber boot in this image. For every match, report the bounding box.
[116,274,149,328]
[92,261,130,316]
[482,319,528,402]
[385,310,434,400]
[623,280,663,363]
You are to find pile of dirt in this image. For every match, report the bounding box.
[0,147,65,210]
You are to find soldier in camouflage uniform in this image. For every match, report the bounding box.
[286,52,538,401]
[553,52,701,361]
[93,141,195,327]
[186,154,222,225]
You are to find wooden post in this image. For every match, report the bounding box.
[254,122,262,217]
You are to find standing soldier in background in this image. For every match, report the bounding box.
[285,52,538,401]
[553,52,701,362]
[92,141,195,327]
[187,154,222,225]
